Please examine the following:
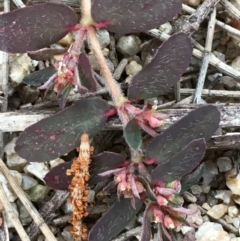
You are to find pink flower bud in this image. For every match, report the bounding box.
[153,208,163,223]
[155,187,176,196]
[164,215,175,229]
[166,180,181,193]
[157,196,168,206]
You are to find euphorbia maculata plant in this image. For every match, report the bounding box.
[0,0,221,240]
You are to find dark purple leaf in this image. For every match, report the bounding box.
[0,3,78,53]
[44,161,73,190]
[23,66,56,87]
[44,151,125,190]
[124,119,142,151]
[28,47,67,61]
[146,105,220,164]
[128,32,193,101]
[89,197,143,241]
[78,52,98,93]
[141,205,152,241]
[89,152,125,185]
[180,162,205,194]
[151,139,206,184]
[15,97,109,162]
[92,0,183,34]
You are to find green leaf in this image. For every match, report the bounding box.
[124,119,142,150]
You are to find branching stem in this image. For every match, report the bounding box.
[80,0,142,159]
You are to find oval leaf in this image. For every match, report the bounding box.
[44,151,125,190]
[146,105,220,164]
[78,52,98,93]
[92,0,183,34]
[180,162,205,194]
[89,197,143,241]
[15,98,109,162]
[44,161,73,190]
[151,139,206,184]
[0,3,78,53]
[124,119,142,150]
[23,66,57,87]
[89,152,125,185]
[128,32,193,101]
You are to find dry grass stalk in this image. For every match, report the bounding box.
[0,159,57,241]
[0,183,28,241]
[67,133,93,241]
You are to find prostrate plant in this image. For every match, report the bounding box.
[0,0,221,240]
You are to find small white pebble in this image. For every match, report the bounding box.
[201,185,211,194]
[224,215,233,224]
[202,215,210,222]
[228,206,239,217]
[202,202,211,211]
[232,217,240,229]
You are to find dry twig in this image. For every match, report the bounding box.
[221,0,240,19]
[0,159,57,241]
[182,4,240,38]
[12,0,25,8]
[193,7,216,103]
[0,183,30,241]
[0,0,9,158]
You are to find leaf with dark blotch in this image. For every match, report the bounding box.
[92,0,183,34]
[44,161,73,190]
[141,205,152,241]
[28,47,67,61]
[23,66,57,87]
[89,197,143,241]
[128,32,192,101]
[89,152,125,185]
[151,139,206,184]
[146,105,220,164]
[15,98,109,162]
[124,119,142,150]
[180,162,205,194]
[78,52,98,93]
[0,3,78,53]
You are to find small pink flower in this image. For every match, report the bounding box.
[164,215,175,229]
[152,207,163,223]
[155,187,177,196]
[166,180,181,193]
[157,196,168,206]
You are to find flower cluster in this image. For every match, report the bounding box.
[66,133,93,240]
[99,162,147,207]
[151,180,197,229]
[122,101,168,137]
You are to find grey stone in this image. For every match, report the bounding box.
[117,35,141,57]
[21,174,38,190]
[217,157,232,172]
